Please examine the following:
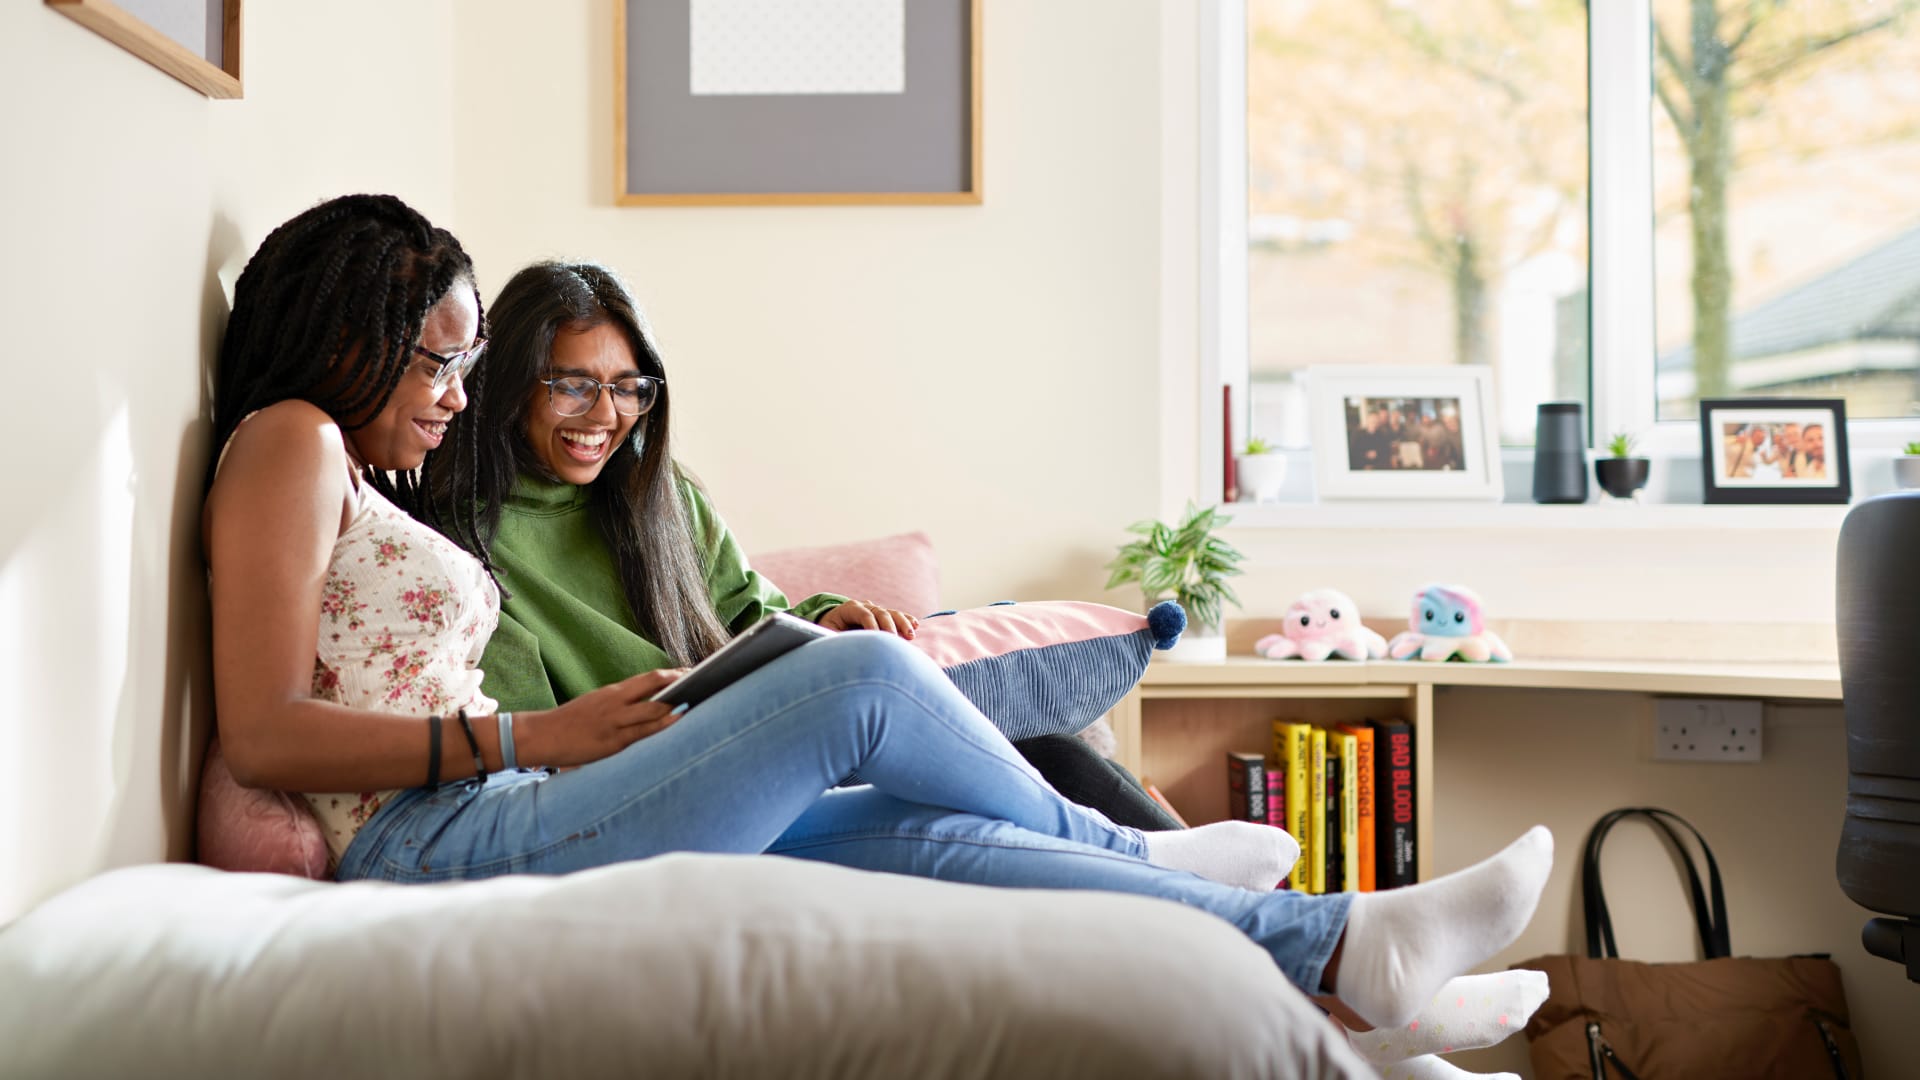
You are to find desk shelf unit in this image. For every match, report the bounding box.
[1108,657,1842,886]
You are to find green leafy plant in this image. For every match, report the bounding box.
[1904,441,1920,456]
[1606,432,1639,459]
[1242,436,1274,455]
[1104,502,1245,633]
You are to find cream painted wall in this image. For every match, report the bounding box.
[450,0,1166,608]
[0,0,456,922]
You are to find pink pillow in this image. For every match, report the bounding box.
[751,531,940,616]
[196,736,329,879]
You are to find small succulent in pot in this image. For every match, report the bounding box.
[1235,437,1288,503]
[1894,441,1920,490]
[1595,431,1650,499]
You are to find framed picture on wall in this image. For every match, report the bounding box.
[1305,365,1505,502]
[46,0,242,98]
[615,0,981,206]
[1698,398,1851,505]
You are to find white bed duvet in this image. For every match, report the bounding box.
[0,855,1374,1079]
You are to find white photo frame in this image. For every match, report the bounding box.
[1306,365,1504,502]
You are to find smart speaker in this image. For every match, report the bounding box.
[1532,402,1589,504]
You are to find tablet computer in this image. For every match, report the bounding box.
[650,611,835,710]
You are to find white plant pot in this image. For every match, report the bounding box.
[1157,629,1227,663]
[1236,453,1289,503]
[1895,456,1920,490]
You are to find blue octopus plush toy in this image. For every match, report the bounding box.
[1387,584,1512,662]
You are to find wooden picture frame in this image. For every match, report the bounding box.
[47,0,241,99]
[615,0,980,206]
[1306,365,1506,502]
[1698,398,1852,505]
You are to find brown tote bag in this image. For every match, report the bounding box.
[1513,808,1862,1079]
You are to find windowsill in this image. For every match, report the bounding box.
[1215,499,1852,531]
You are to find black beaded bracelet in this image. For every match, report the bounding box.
[426,714,443,788]
[455,708,487,785]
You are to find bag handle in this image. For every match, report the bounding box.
[1582,807,1731,960]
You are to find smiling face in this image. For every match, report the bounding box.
[525,320,644,485]
[341,284,479,472]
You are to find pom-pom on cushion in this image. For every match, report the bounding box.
[751,531,940,616]
[911,600,1183,742]
[196,736,329,880]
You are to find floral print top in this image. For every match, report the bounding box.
[304,481,500,866]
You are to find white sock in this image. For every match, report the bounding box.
[1333,825,1553,1029]
[1143,820,1300,891]
[1349,970,1550,1065]
[1378,1055,1519,1080]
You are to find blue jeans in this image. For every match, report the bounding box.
[337,632,1350,993]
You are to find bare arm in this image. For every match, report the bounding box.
[206,402,681,791]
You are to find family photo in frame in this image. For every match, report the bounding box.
[1698,398,1852,505]
[1306,365,1504,502]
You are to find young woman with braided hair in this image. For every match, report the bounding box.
[208,199,1553,1039]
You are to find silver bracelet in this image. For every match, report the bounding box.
[497,711,518,772]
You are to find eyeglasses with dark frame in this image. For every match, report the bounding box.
[411,338,488,393]
[540,374,664,418]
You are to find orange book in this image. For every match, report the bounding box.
[1139,778,1190,828]
[1338,722,1377,892]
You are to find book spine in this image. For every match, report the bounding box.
[1308,727,1327,894]
[1265,764,1285,830]
[1341,723,1377,892]
[1324,736,1343,895]
[1226,751,1266,824]
[1278,721,1312,892]
[1340,729,1359,893]
[1376,720,1417,888]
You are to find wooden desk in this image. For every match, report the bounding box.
[1109,656,1841,883]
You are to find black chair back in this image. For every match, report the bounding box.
[1835,491,1920,981]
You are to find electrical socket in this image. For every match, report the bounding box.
[1653,699,1763,763]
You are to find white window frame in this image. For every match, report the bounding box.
[1198,0,1920,507]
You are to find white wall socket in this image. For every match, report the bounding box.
[1653,699,1763,763]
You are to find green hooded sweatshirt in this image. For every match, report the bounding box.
[477,473,846,712]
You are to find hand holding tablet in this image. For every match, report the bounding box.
[649,612,835,710]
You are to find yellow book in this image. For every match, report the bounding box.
[1273,719,1312,891]
[1308,726,1328,894]
[1331,729,1359,893]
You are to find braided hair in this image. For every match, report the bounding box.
[211,194,485,551]
[425,261,731,667]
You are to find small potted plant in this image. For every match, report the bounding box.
[1105,502,1245,662]
[1594,432,1651,500]
[1895,441,1920,490]
[1235,437,1289,503]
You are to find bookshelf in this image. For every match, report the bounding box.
[1109,655,1841,885]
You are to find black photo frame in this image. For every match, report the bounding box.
[1698,398,1851,505]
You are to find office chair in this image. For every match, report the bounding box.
[1835,491,1920,982]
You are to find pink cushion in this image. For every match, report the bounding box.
[751,531,940,616]
[196,736,329,879]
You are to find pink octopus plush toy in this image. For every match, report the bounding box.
[1386,584,1512,662]
[1254,588,1386,661]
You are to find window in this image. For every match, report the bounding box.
[1217,0,1920,466]
[1244,0,1588,449]
[1650,0,1920,422]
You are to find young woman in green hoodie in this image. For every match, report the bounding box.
[427,260,1180,830]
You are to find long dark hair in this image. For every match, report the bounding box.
[212,193,484,527]
[427,261,730,666]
